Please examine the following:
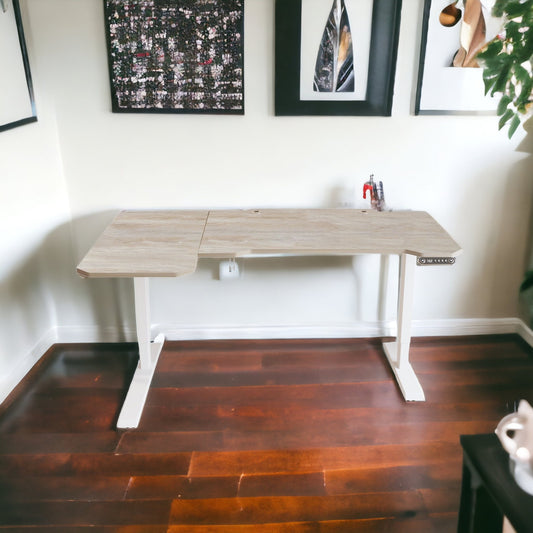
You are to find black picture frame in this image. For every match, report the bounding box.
[275,0,402,116]
[414,0,434,115]
[0,0,37,132]
[103,0,244,115]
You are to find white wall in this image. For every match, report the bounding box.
[1,0,531,387]
[0,0,73,397]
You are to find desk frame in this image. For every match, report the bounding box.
[119,253,421,428]
[117,278,165,428]
[383,253,424,401]
[77,209,461,428]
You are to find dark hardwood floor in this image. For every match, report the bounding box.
[0,335,532,532]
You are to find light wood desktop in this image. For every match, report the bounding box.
[77,209,462,428]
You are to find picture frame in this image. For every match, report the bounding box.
[415,0,500,114]
[0,0,37,132]
[103,0,244,115]
[275,0,403,116]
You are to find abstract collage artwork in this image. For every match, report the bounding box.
[104,0,244,114]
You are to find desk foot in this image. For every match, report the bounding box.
[117,333,165,429]
[383,341,425,401]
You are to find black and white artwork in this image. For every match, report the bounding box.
[104,0,244,114]
[313,0,354,93]
[0,0,37,132]
[276,0,402,116]
[299,0,371,103]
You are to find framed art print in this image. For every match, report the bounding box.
[104,0,244,114]
[275,0,403,116]
[0,0,37,132]
[415,0,501,114]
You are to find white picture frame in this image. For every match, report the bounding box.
[415,0,501,114]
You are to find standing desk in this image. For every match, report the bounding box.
[77,209,462,428]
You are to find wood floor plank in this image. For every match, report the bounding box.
[238,472,326,497]
[0,475,130,502]
[0,335,530,531]
[428,512,460,533]
[188,442,460,477]
[144,382,403,410]
[0,524,168,533]
[0,389,127,433]
[168,524,321,533]
[0,500,172,526]
[138,401,503,435]
[0,432,120,454]
[324,464,461,495]
[169,492,427,525]
[0,452,191,477]
[125,475,240,500]
[151,365,393,389]
[409,334,532,361]
[156,351,264,373]
[419,487,463,514]
[117,430,225,453]
[167,518,434,532]
[217,420,495,450]
[421,381,533,407]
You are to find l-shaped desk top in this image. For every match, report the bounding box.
[77,209,462,278]
[76,208,462,426]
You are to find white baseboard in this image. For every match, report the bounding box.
[154,317,532,343]
[516,320,533,346]
[54,325,138,344]
[1,318,532,407]
[411,317,528,338]
[153,322,396,341]
[0,328,57,405]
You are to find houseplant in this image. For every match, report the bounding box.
[477,0,533,137]
[475,1,533,325]
[521,270,533,291]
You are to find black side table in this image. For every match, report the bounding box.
[458,434,533,533]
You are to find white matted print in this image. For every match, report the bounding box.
[416,0,502,113]
[300,0,372,102]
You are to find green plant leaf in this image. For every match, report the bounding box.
[483,72,498,95]
[499,108,515,128]
[505,20,521,42]
[492,0,507,17]
[508,114,521,137]
[520,271,533,292]
[492,63,512,95]
[509,79,517,99]
[506,1,529,18]
[518,75,533,107]
[497,94,513,114]
[478,39,504,60]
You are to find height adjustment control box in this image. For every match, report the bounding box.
[417,257,456,266]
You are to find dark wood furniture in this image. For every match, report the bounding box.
[458,433,533,533]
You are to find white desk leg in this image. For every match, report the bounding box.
[117,277,165,429]
[383,253,425,401]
